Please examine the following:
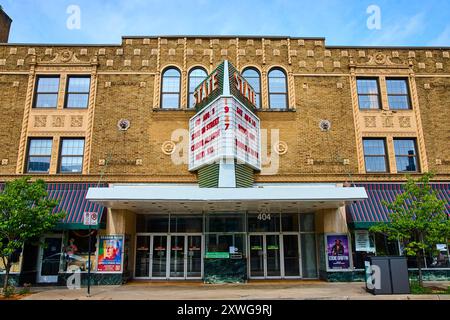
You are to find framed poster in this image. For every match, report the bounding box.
[355,230,376,253]
[325,234,351,270]
[97,235,123,272]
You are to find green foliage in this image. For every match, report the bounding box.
[369,173,450,285]
[370,173,449,255]
[2,285,15,298]
[0,177,66,292]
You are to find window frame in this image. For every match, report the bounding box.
[386,77,412,110]
[33,75,61,109]
[356,77,382,110]
[242,67,262,109]
[187,67,208,109]
[393,138,420,173]
[58,138,85,174]
[268,67,288,110]
[64,75,91,109]
[362,138,389,173]
[25,138,53,174]
[160,67,182,109]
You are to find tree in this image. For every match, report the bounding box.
[369,173,450,287]
[0,177,65,293]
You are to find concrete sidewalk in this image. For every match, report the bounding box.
[21,281,450,300]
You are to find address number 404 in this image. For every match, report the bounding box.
[257,213,271,221]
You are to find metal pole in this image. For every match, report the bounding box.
[87,225,91,297]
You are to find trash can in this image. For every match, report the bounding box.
[365,256,410,295]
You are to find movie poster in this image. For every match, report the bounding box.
[326,234,350,270]
[97,235,123,272]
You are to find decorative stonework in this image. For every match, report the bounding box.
[333,61,341,68]
[307,50,314,57]
[1,159,8,166]
[0,59,5,65]
[336,82,343,89]
[298,39,305,46]
[70,116,83,128]
[221,49,228,56]
[364,116,376,128]
[98,159,106,166]
[136,159,143,166]
[324,50,331,57]
[34,115,47,128]
[341,50,348,57]
[169,49,176,56]
[307,158,314,165]
[316,61,324,68]
[382,116,394,128]
[162,141,176,155]
[319,120,331,132]
[117,119,131,131]
[398,116,411,128]
[116,49,123,56]
[134,49,141,56]
[274,141,288,155]
[52,116,65,127]
[17,59,24,66]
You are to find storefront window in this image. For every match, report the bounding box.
[301,233,317,278]
[206,233,246,257]
[206,213,245,233]
[426,243,449,268]
[300,213,315,232]
[281,213,300,232]
[170,215,203,233]
[351,231,376,269]
[136,215,169,233]
[61,230,98,272]
[375,233,399,256]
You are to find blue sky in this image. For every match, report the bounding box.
[1,0,449,46]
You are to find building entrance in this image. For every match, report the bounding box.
[135,234,203,280]
[248,233,301,279]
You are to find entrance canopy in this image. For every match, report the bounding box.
[86,184,367,213]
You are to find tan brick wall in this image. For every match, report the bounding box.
[0,74,27,174]
[0,38,449,183]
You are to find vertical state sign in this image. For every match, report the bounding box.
[189,97,260,171]
[189,60,261,172]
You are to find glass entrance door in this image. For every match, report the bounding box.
[135,234,203,279]
[248,234,301,279]
[249,235,265,277]
[186,235,202,278]
[170,235,185,278]
[266,235,281,277]
[152,235,168,278]
[37,236,62,283]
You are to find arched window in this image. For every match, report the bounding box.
[268,68,288,109]
[188,67,208,108]
[161,67,181,109]
[242,68,261,109]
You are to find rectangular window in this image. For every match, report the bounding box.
[363,139,388,173]
[26,138,53,173]
[34,76,60,108]
[394,138,419,172]
[356,78,381,109]
[386,78,411,110]
[59,138,85,173]
[65,76,91,108]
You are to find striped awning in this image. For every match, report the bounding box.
[347,183,450,229]
[1,182,107,230]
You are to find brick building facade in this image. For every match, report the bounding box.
[0,16,449,285]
